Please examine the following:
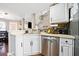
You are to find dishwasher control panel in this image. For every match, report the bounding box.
[41,36,58,40]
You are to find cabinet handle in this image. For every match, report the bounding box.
[61,46,63,52]
[21,42,23,47]
[30,41,33,46]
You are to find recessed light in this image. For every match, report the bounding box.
[4,12,8,15]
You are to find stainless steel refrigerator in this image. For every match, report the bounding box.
[69,3,79,56]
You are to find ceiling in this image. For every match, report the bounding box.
[0,3,51,20]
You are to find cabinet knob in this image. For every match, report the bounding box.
[30,41,33,46]
[65,41,68,43]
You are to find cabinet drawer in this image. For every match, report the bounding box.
[60,38,73,45]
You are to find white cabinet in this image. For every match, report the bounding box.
[50,3,69,23]
[59,38,74,56]
[23,35,31,55]
[15,35,23,56]
[23,34,41,56]
[60,45,73,56]
[9,34,23,56]
[32,35,41,55]
[9,34,41,56]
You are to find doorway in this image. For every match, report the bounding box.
[0,21,8,56]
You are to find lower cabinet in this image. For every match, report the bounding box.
[59,38,74,56]
[23,34,41,56]
[9,34,41,56]
[23,35,31,55]
[32,35,41,55]
[60,45,73,56]
[9,34,74,56]
[9,34,24,56]
[15,35,24,56]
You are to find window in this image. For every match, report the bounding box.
[0,21,6,31]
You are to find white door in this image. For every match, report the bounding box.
[15,35,23,56]
[23,35,31,56]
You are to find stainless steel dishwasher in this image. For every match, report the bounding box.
[41,36,59,56]
[48,37,59,56]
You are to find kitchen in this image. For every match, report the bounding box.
[0,3,78,56]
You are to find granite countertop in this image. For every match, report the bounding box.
[10,30,75,39]
[9,30,25,35]
[40,32,75,39]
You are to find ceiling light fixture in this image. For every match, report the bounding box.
[4,12,8,15]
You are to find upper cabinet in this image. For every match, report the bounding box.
[50,3,69,24]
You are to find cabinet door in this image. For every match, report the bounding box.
[61,46,69,56]
[9,34,16,55]
[50,4,68,23]
[59,39,73,56]
[31,35,40,55]
[59,38,74,56]
[60,45,72,56]
[23,35,31,56]
[15,35,23,56]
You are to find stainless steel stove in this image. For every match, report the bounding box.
[0,31,8,44]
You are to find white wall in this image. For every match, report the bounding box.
[0,3,51,30]
[0,3,51,20]
[0,18,22,32]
